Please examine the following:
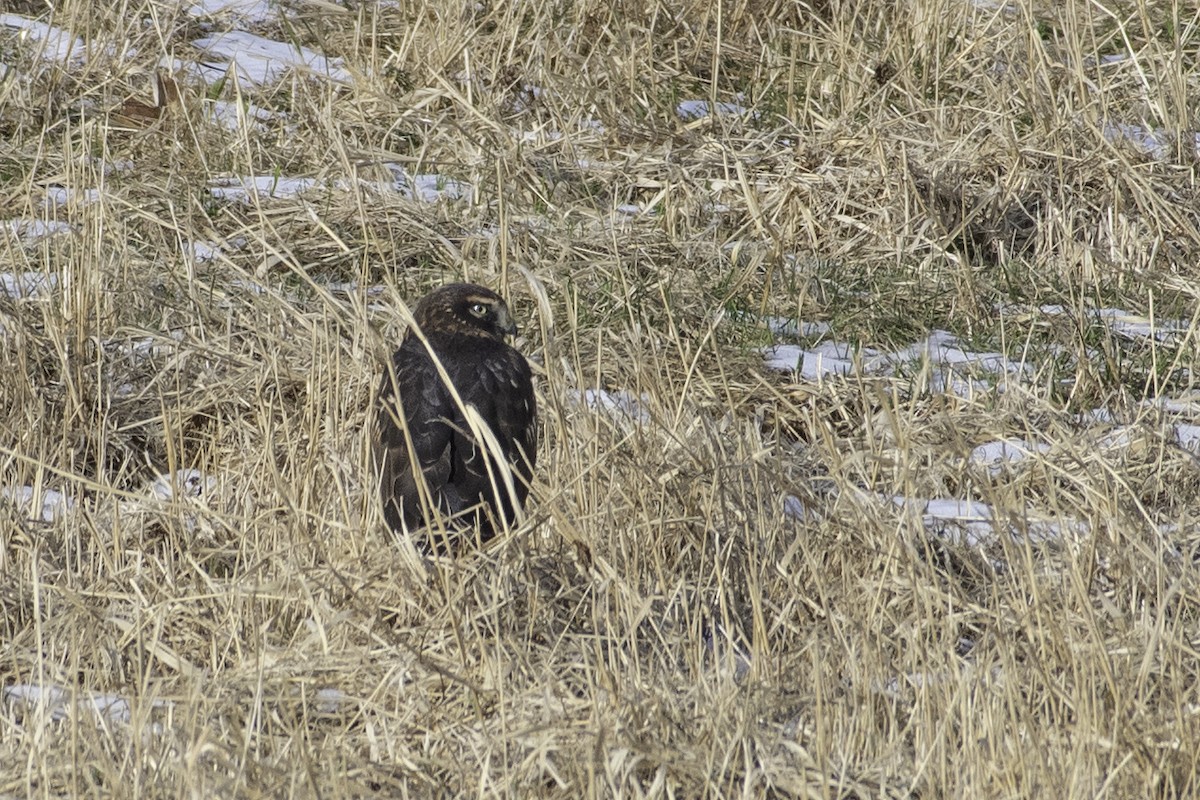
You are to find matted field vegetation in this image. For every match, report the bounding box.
[2,0,1200,796]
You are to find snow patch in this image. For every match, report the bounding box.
[315,688,344,714]
[970,438,1052,475]
[1039,305,1192,343]
[4,219,72,242]
[205,98,280,131]
[887,330,1021,377]
[44,187,101,207]
[3,684,135,724]
[1097,426,1134,450]
[0,486,76,522]
[210,170,473,205]
[1102,121,1200,160]
[210,175,320,202]
[1175,425,1200,451]
[188,240,222,262]
[0,271,57,298]
[0,13,87,63]
[230,277,270,295]
[387,168,473,203]
[150,469,216,501]
[568,389,651,425]
[186,0,277,23]
[187,236,246,263]
[189,30,352,86]
[106,330,184,362]
[762,342,867,379]
[783,495,814,522]
[764,330,1029,397]
[677,99,756,120]
[890,493,1088,548]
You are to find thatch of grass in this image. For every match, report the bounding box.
[2,0,1199,797]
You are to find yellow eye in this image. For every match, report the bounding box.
[468,302,489,317]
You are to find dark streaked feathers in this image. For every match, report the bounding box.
[373,283,537,552]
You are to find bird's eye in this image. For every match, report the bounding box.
[468,302,489,318]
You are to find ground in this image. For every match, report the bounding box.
[1,0,1199,797]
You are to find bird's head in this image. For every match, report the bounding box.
[410,283,517,341]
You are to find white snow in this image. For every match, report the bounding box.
[210,171,472,204]
[0,13,87,63]
[230,277,270,295]
[891,493,1089,548]
[782,495,812,521]
[188,241,221,262]
[205,98,279,132]
[1102,313,1190,343]
[106,330,184,362]
[1097,426,1134,450]
[1102,121,1200,160]
[99,159,135,175]
[4,683,175,736]
[315,688,344,714]
[1078,406,1118,425]
[920,497,992,522]
[3,684,133,724]
[1146,397,1200,415]
[766,330,1030,396]
[44,187,101,206]
[785,487,1089,549]
[912,496,1084,546]
[763,342,863,378]
[189,30,352,86]
[970,438,1052,475]
[5,677,341,735]
[210,175,320,202]
[568,388,651,425]
[0,486,76,522]
[0,271,57,298]
[187,236,246,263]
[677,99,755,120]
[1174,424,1200,451]
[1038,305,1191,343]
[763,307,1192,401]
[389,169,473,203]
[150,469,216,501]
[4,219,72,242]
[186,0,277,23]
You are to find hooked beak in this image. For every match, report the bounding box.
[496,304,517,337]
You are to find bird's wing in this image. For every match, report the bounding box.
[496,350,537,477]
[472,348,537,489]
[375,345,454,530]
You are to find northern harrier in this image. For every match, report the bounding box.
[374,283,537,551]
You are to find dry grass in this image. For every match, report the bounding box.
[2,0,1200,796]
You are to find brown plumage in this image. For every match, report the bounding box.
[373,283,537,552]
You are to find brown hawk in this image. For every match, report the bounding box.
[374,283,537,551]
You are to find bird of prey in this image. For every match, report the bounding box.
[374,283,537,552]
